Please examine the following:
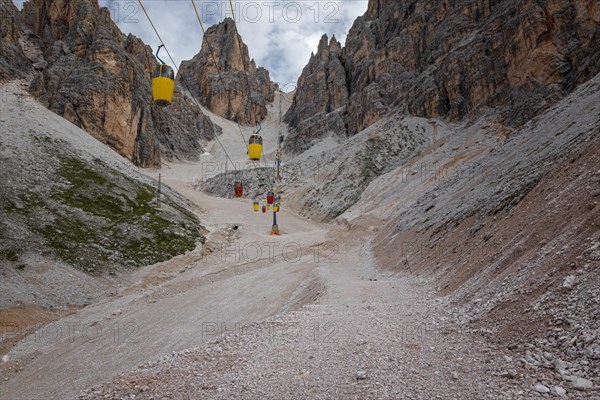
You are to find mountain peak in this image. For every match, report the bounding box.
[319,34,329,47]
[179,19,274,124]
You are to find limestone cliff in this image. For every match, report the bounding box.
[0,0,32,80]
[282,34,349,153]
[178,18,275,125]
[285,0,600,154]
[285,34,347,128]
[10,0,219,167]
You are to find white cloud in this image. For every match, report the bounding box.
[99,0,368,88]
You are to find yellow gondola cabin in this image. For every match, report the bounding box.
[248,134,263,161]
[152,64,175,106]
[151,45,175,106]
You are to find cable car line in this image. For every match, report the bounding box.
[140,0,279,218]
[227,0,255,119]
[225,0,274,177]
[227,0,260,129]
[137,0,240,179]
[190,0,274,188]
[190,0,252,152]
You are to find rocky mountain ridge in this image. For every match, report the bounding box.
[284,0,600,155]
[1,0,221,167]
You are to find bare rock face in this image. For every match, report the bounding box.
[0,0,32,80]
[282,34,349,155]
[284,109,348,156]
[178,18,275,125]
[285,35,348,128]
[285,35,348,139]
[285,0,600,154]
[16,0,218,167]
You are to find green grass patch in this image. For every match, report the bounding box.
[0,248,20,262]
[26,154,203,274]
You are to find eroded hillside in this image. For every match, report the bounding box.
[0,82,204,310]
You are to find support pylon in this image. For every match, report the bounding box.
[269,90,284,237]
[270,210,280,235]
[270,224,280,235]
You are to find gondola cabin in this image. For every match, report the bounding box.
[234,181,243,197]
[248,134,263,161]
[253,201,259,212]
[267,191,275,205]
[152,64,175,106]
[262,205,266,213]
[273,204,280,213]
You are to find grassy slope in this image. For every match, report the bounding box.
[1,134,203,276]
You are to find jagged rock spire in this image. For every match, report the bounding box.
[178,17,275,125]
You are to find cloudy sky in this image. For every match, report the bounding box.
[90,0,368,90]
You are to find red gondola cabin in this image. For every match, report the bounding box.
[234,181,243,197]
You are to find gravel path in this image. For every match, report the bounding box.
[79,228,521,399]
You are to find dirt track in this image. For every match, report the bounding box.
[76,217,523,400]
